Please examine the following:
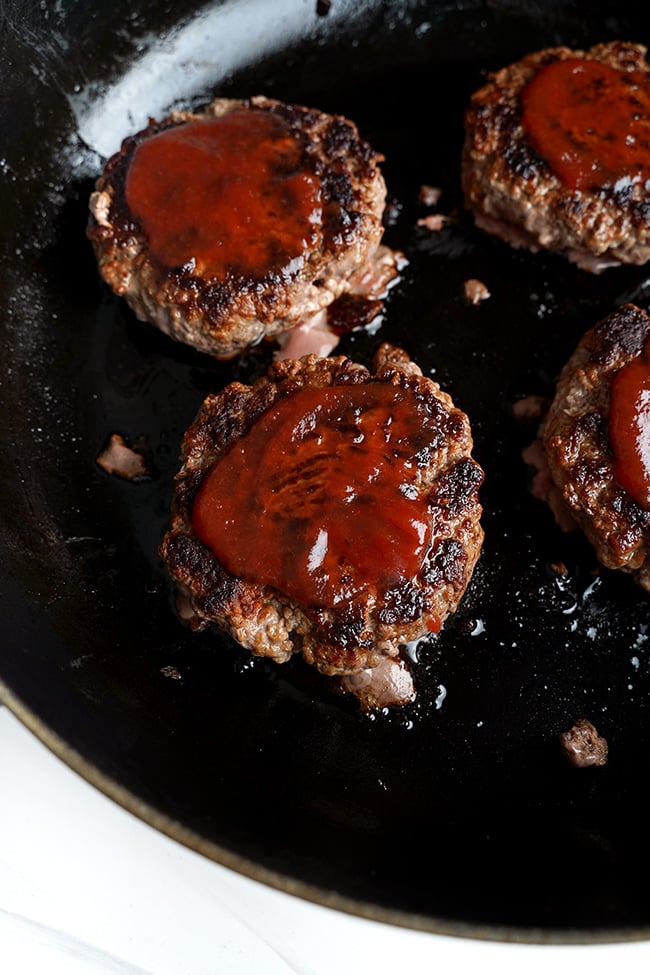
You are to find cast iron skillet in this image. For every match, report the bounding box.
[3,0,650,945]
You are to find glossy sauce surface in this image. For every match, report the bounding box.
[125,110,322,278]
[520,58,650,191]
[192,384,436,608]
[609,341,650,509]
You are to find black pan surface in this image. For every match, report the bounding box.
[3,0,650,945]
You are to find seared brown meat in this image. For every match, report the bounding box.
[541,304,650,589]
[160,343,484,704]
[462,42,650,272]
[559,717,609,768]
[87,96,388,359]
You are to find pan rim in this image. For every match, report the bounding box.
[2,679,650,949]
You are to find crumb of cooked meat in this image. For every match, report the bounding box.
[512,394,549,419]
[274,243,404,360]
[464,278,491,305]
[418,184,443,207]
[96,433,150,481]
[160,665,182,680]
[274,310,340,361]
[559,717,608,767]
[340,656,415,710]
[345,242,407,297]
[417,213,449,232]
[549,561,569,576]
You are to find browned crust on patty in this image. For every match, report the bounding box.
[462,41,650,270]
[541,304,650,588]
[87,95,387,359]
[160,344,485,677]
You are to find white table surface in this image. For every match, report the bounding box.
[2,704,650,975]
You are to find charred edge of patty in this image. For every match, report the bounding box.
[461,42,650,265]
[86,96,386,323]
[541,304,650,582]
[160,345,485,675]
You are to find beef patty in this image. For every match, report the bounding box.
[462,41,650,272]
[541,304,650,589]
[87,96,388,359]
[160,343,485,704]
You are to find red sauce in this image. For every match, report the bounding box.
[520,58,650,191]
[427,614,442,634]
[609,339,650,509]
[125,109,322,278]
[192,384,436,608]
